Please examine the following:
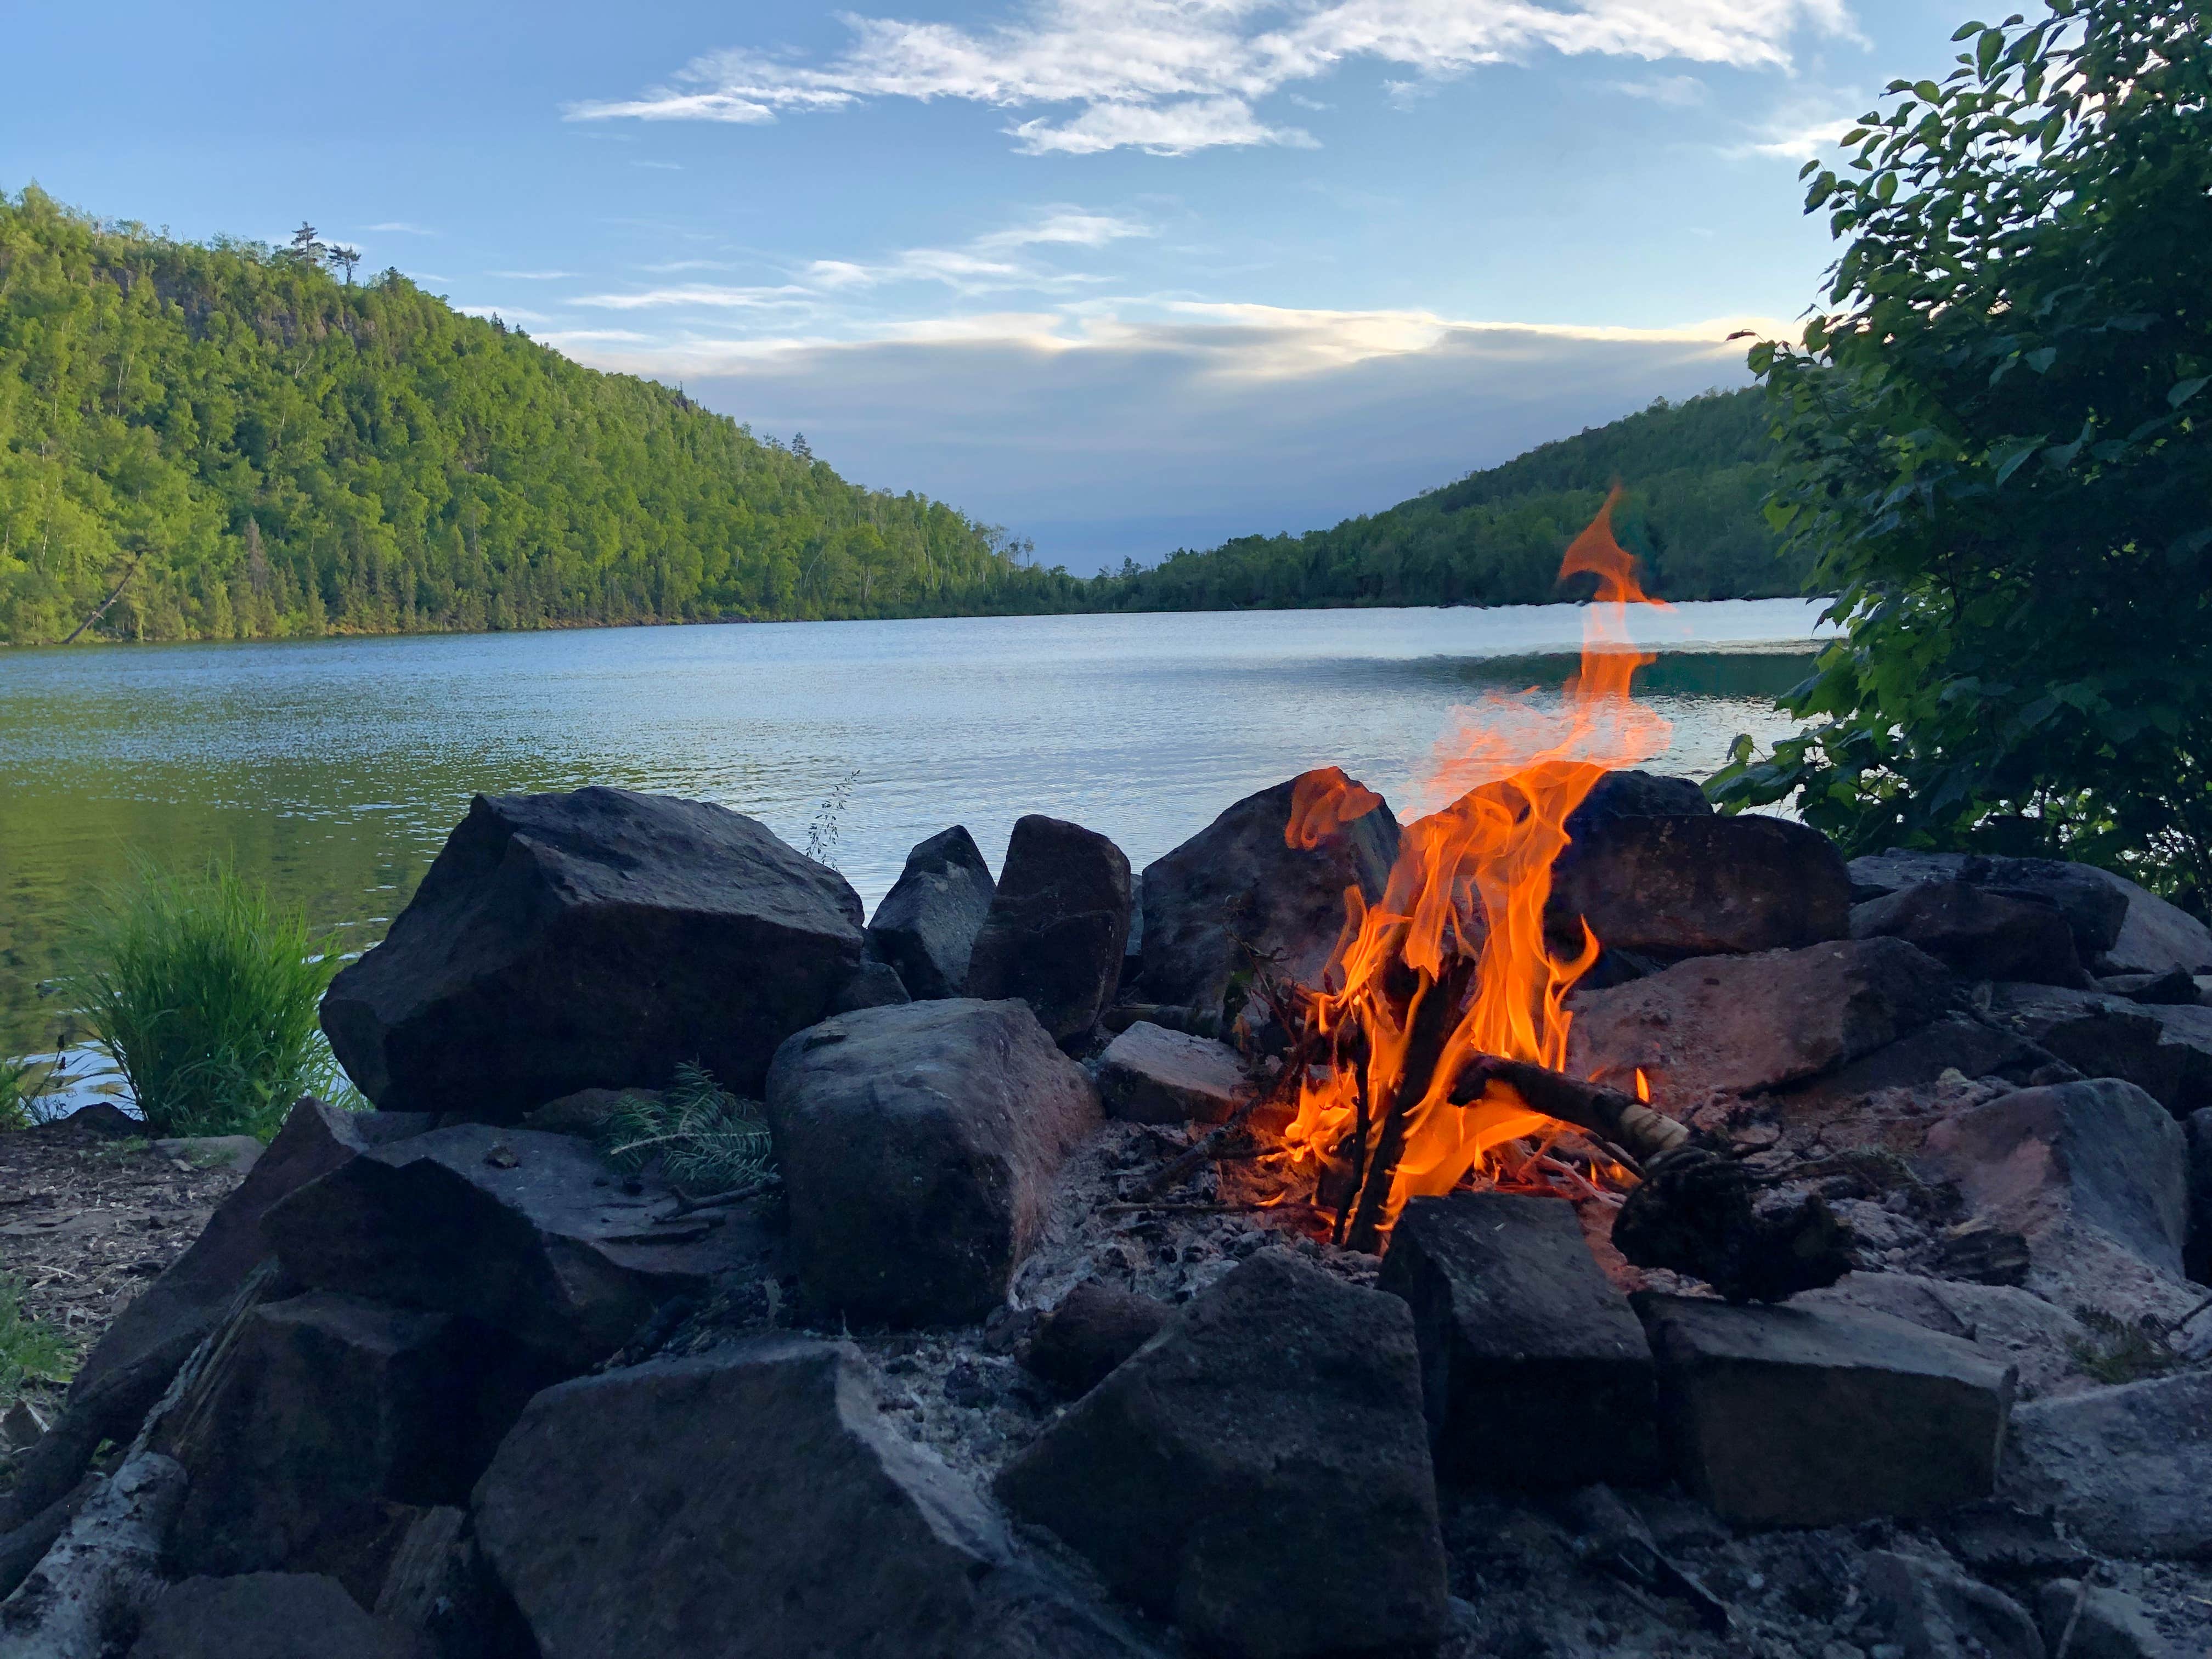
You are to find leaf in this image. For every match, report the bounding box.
[1992,439,2045,487]
[2024,347,2057,373]
[2170,376,2209,409]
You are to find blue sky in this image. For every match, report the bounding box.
[5,1,1975,572]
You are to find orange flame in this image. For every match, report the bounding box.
[1279,490,1671,1235]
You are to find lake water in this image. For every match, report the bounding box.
[0,600,1829,1063]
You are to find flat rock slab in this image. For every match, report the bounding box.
[1982,984,2186,1110]
[131,1573,430,1659]
[964,815,1132,1044]
[1635,1293,2015,1528]
[1851,881,2085,986]
[321,786,865,1118]
[264,1125,773,1368]
[765,998,1099,1328]
[867,825,996,1000]
[2002,1370,2212,1559]
[1548,813,1852,960]
[1096,1021,1250,1124]
[475,1338,1160,1659]
[1139,768,1400,1026]
[1792,1273,2093,1402]
[1847,851,2133,963]
[1378,1192,1658,1490]
[996,1248,1449,1659]
[1921,1080,2189,1283]
[1567,938,1955,1105]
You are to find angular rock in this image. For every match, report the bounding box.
[964,815,1132,1045]
[1851,881,2085,986]
[321,787,865,1119]
[2002,1370,2212,1559]
[1139,768,1401,1025]
[996,1249,1449,1659]
[1775,1012,2058,1116]
[832,956,911,1012]
[1792,1273,2093,1401]
[867,826,997,1000]
[1562,768,1713,832]
[2097,967,2202,1005]
[2034,1581,2170,1659]
[1566,938,1955,1106]
[2093,871,2212,977]
[1634,1294,2014,1527]
[264,1124,773,1368]
[1549,814,1852,961]
[476,1338,1160,1659]
[374,1508,536,1659]
[1848,851,2132,963]
[1022,1281,1172,1398]
[168,1292,556,1580]
[2187,1108,2212,1284]
[516,1087,640,1137]
[1095,1021,1250,1125]
[130,1573,430,1659]
[1862,1551,2043,1659]
[2142,1000,2212,1112]
[1378,1193,1658,1490]
[1982,985,2186,1110]
[1921,1080,2190,1282]
[765,999,1099,1328]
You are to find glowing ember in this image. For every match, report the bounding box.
[1272,492,1672,1246]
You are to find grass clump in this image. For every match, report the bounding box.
[2068,1306,2182,1387]
[600,1062,773,1195]
[61,862,349,1141]
[0,1056,47,1133]
[0,1275,75,1409]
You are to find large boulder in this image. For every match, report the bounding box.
[1850,881,2086,986]
[995,1249,1449,1659]
[263,1125,774,1368]
[764,999,1100,1328]
[1138,769,1400,1025]
[1982,985,2186,1110]
[321,787,866,1119]
[474,1338,1160,1659]
[1095,1022,1250,1124]
[168,1293,554,1583]
[1549,813,1852,960]
[866,826,996,1000]
[2002,1370,2212,1559]
[1378,1192,1658,1490]
[964,815,1132,1045]
[131,1573,430,1659]
[1562,768,1712,832]
[1566,938,1955,1107]
[1846,850,2179,971]
[1921,1080,2190,1283]
[1635,1294,2015,1528]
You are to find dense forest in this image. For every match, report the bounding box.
[1084,388,1808,611]
[0,186,1804,647]
[0,188,1047,645]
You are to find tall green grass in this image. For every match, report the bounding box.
[61,862,349,1140]
[0,1274,74,1408]
[0,1056,42,1133]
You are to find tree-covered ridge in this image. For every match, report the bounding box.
[0,188,1039,645]
[1083,388,1812,612]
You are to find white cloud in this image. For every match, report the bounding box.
[536,329,656,346]
[973,210,1153,250]
[364,221,437,235]
[633,160,686,170]
[1612,74,1709,107]
[487,269,578,280]
[569,0,1856,154]
[573,283,814,311]
[458,305,557,324]
[1729,101,1859,159]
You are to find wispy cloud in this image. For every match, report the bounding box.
[633,160,686,170]
[573,283,813,311]
[1727,97,1860,159]
[568,0,1855,155]
[487,269,578,280]
[458,304,557,324]
[1612,74,1710,108]
[365,221,437,235]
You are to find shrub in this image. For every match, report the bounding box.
[0,1274,74,1408]
[61,862,348,1139]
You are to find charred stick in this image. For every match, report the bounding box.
[1449,1054,1691,1167]
[1344,958,1476,1254]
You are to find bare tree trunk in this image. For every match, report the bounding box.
[0,1453,184,1659]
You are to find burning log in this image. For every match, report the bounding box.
[1447,1055,1688,1168]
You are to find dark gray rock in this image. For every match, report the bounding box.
[130,1573,431,1659]
[1562,769,1712,833]
[475,1338,1160,1659]
[1851,881,2086,986]
[373,1508,536,1659]
[2142,1001,2212,1111]
[832,956,911,1012]
[1566,938,1956,1106]
[1921,1080,2190,1282]
[1982,985,2187,1110]
[1138,768,1400,1025]
[2097,968,2203,1005]
[2002,1370,2212,1559]
[2034,1581,2170,1659]
[36,1101,140,1139]
[1378,1192,1658,1490]
[1021,1281,1172,1398]
[1848,850,2133,964]
[2187,1107,2212,1283]
[1775,1012,2059,1115]
[1549,814,1852,960]
[1862,1550,2044,1659]
[867,826,997,1000]
[321,787,864,1118]
[1791,1273,2092,1401]
[996,1249,1449,1659]
[1634,1294,2014,1527]
[1096,1021,1250,1124]
[1939,1501,2096,1583]
[516,1087,640,1136]
[264,1124,774,1368]
[168,1293,556,1579]
[964,815,1132,1045]
[2093,871,2212,976]
[765,999,1099,1328]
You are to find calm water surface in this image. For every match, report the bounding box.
[0,601,1829,1058]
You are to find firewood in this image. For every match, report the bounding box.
[0,1452,184,1659]
[1447,1055,1690,1167]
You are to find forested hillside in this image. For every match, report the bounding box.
[1084,388,1808,610]
[0,188,1040,645]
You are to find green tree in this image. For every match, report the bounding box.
[1711,0,2212,894]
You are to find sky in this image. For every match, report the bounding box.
[4,1,1979,573]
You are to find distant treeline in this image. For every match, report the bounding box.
[0,188,1046,646]
[1,186,1804,646]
